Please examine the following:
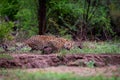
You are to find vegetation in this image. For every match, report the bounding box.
[47,0,113,40]
[0,21,14,42]
[60,41,120,55]
[0,54,13,60]
[0,69,120,80]
[0,1,120,79]
[0,41,119,54]
[0,0,120,40]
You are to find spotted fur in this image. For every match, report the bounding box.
[16,35,78,53]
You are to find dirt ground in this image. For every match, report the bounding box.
[0,53,120,68]
[0,53,120,77]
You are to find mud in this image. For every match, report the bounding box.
[0,53,120,68]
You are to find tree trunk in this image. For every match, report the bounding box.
[38,0,46,35]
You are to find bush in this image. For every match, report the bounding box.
[0,21,14,43]
[47,0,115,40]
[15,0,38,37]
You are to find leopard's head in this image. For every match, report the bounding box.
[64,41,74,50]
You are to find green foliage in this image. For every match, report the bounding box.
[0,21,14,42]
[0,54,13,60]
[1,70,120,80]
[15,0,38,37]
[0,0,119,39]
[47,0,78,35]
[0,0,19,20]
[109,0,120,37]
[86,60,95,68]
[60,41,120,54]
[0,0,38,38]
[47,0,116,39]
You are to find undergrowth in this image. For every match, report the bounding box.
[60,41,120,55]
[0,69,120,80]
[0,54,13,60]
[0,41,119,54]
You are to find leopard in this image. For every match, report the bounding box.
[15,35,56,51]
[15,35,82,53]
[48,37,74,50]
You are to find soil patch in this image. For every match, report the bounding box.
[0,53,120,68]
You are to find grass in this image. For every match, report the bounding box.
[0,54,13,60]
[0,41,120,54]
[0,69,120,80]
[60,41,120,55]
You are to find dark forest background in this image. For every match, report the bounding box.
[0,0,120,42]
